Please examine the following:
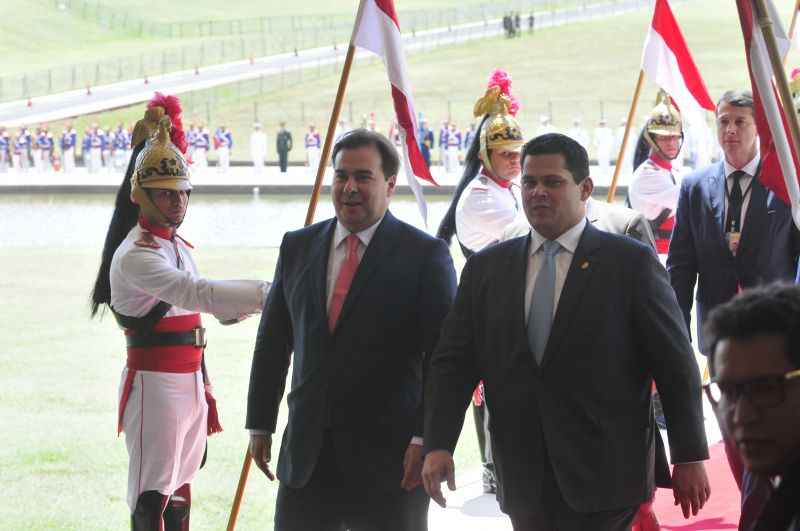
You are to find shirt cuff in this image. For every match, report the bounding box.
[410,436,423,446]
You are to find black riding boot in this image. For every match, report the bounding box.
[163,483,191,531]
[131,490,168,531]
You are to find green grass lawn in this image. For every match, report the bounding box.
[42,0,800,164]
[0,244,478,530]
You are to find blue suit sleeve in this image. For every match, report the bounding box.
[666,177,698,339]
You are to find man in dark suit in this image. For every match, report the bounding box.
[276,122,293,173]
[667,90,799,524]
[667,90,799,356]
[246,129,457,531]
[422,133,709,531]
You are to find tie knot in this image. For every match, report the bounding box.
[541,240,560,257]
[346,233,360,254]
[730,170,745,185]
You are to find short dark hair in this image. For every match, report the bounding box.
[520,133,589,184]
[716,90,754,113]
[332,128,400,179]
[705,283,800,374]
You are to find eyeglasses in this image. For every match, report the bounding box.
[703,368,800,410]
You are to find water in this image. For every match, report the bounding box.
[0,193,452,248]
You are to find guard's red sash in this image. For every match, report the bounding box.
[117,314,221,435]
[655,217,675,255]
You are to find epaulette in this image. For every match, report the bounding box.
[134,230,161,249]
[470,176,490,193]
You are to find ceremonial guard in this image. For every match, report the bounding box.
[88,125,105,173]
[304,124,321,175]
[36,126,54,172]
[90,94,268,531]
[185,123,198,161]
[113,123,132,171]
[629,92,683,257]
[276,122,292,173]
[100,126,112,170]
[249,123,267,176]
[418,118,434,168]
[593,117,614,178]
[566,116,589,151]
[438,120,449,167]
[0,128,9,172]
[436,69,525,494]
[214,126,233,173]
[444,122,462,173]
[60,125,77,173]
[463,122,477,152]
[13,127,30,171]
[191,125,209,169]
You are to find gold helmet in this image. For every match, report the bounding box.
[473,73,524,175]
[130,117,191,225]
[643,90,683,159]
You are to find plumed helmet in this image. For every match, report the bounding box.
[474,69,525,175]
[130,117,191,225]
[644,90,683,159]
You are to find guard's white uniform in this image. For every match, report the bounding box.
[594,126,614,178]
[629,156,680,255]
[455,171,520,252]
[110,222,268,510]
[250,131,267,176]
[629,157,679,222]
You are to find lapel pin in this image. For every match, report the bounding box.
[581,261,589,270]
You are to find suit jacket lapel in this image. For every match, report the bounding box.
[332,211,400,334]
[709,162,726,241]
[738,177,767,254]
[308,219,336,331]
[540,223,601,368]
[507,234,531,366]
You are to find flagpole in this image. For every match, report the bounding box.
[304,42,357,226]
[754,0,800,167]
[607,69,645,203]
[784,0,800,66]
[225,3,363,526]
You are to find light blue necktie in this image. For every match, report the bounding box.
[528,240,561,364]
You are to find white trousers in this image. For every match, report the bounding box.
[217,147,230,172]
[62,148,75,173]
[89,148,102,173]
[445,146,460,173]
[306,147,321,175]
[193,148,207,168]
[252,154,265,175]
[119,368,207,511]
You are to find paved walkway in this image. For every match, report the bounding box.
[0,0,653,127]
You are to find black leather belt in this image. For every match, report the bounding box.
[126,328,207,349]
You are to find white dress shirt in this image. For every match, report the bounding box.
[723,154,759,230]
[524,218,587,321]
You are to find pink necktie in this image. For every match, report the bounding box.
[328,234,360,331]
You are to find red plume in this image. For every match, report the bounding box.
[487,68,520,116]
[147,92,188,154]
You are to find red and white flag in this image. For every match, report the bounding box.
[352,0,435,223]
[640,0,715,127]
[737,0,800,229]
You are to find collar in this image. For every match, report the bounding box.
[724,153,759,179]
[529,218,587,256]
[649,153,672,171]
[333,214,385,249]
[481,167,513,189]
[138,215,175,240]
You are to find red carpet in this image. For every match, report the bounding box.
[651,442,740,530]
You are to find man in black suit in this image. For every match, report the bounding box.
[246,129,457,531]
[422,133,709,531]
[276,122,293,173]
[668,90,799,357]
[667,90,799,525]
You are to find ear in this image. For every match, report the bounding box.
[386,174,397,196]
[580,176,594,201]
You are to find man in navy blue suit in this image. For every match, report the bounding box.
[246,129,457,531]
[667,89,800,528]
